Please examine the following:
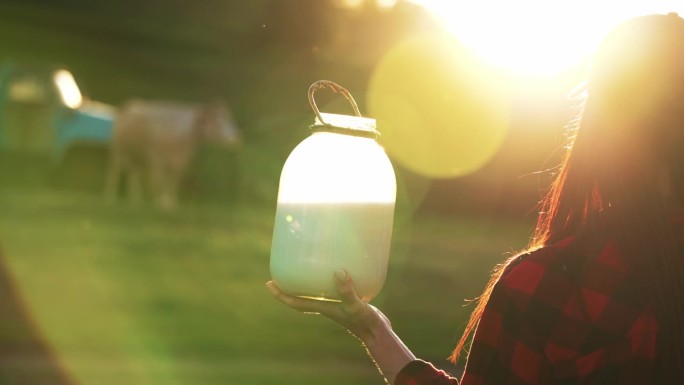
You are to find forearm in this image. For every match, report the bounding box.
[362,322,416,385]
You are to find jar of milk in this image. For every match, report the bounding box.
[270,80,396,302]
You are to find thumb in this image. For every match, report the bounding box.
[334,269,368,311]
[334,269,356,299]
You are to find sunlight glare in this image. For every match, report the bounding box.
[340,0,364,9]
[278,128,396,204]
[409,0,684,76]
[376,0,398,10]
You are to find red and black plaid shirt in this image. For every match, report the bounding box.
[396,234,659,385]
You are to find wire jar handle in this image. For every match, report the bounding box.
[307,80,362,125]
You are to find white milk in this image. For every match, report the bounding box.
[270,201,394,301]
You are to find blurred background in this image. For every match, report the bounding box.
[0,0,680,384]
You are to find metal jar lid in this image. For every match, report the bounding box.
[308,80,380,139]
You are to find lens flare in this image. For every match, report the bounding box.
[368,33,511,179]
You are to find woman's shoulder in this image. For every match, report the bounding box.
[493,234,641,320]
[494,235,633,305]
[499,236,583,282]
[486,236,655,372]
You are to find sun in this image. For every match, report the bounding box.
[409,0,684,77]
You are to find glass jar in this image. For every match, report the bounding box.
[270,81,396,301]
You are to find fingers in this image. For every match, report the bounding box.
[266,280,305,309]
[266,281,330,315]
[334,269,359,302]
[266,270,368,319]
[334,269,372,319]
[267,277,381,340]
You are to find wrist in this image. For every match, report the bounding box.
[362,320,416,384]
[359,307,393,348]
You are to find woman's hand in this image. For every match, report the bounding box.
[265,269,390,345]
[266,269,417,384]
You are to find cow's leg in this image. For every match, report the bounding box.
[162,169,181,211]
[104,150,122,204]
[127,164,144,206]
[157,163,178,211]
[148,152,170,210]
[158,151,190,211]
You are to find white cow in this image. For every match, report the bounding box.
[105,99,241,210]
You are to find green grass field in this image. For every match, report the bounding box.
[0,2,553,383]
[0,163,534,384]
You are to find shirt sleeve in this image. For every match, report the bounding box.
[395,359,459,385]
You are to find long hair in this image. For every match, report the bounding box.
[450,13,684,381]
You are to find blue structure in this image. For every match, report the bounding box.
[0,61,114,163]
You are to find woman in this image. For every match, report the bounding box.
[267,13,684,384]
